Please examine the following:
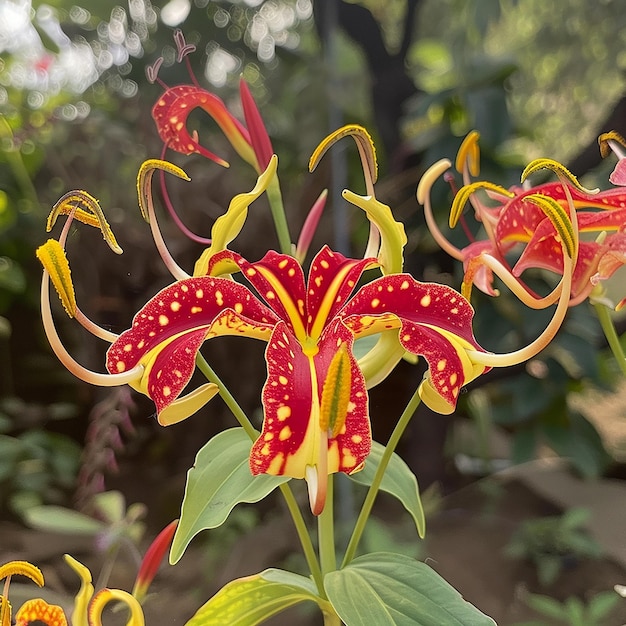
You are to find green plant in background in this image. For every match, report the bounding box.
[512,590,620,626]
[0,397,81,516]
[505,508,603,587]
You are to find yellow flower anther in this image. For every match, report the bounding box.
[455,131,481,177]
[0,560,44,587]
[521,158,599,195]
[449,181,514,228]
[0,560,46,626]
[36,239,77,317]
[137,159,191,223]
[599,131,626,158]
[525,193,577,260]
[309,124,378,184]
[319,343,352,437]
[49,191,123,255]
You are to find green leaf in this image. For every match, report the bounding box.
[184,568,331,626]
[348,441,425,538]
[171,428,289,563]
[22,505,105,535]
[324,552,496,626]
[587,590,620,621]
[524,593,566,620]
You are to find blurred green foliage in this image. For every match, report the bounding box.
[505,507,603,587]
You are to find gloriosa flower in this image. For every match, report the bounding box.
[106,244,487,513]
[1,522,175,626]
[419,131,626,309]
[38,120,491,514]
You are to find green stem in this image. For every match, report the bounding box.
[266,175,292,255]
[341,387,422,568]
[194,353,324,594]
[318,474,336,576]
[279,483,325,595]
[322,608,342,626]
[593,301,626,377]
[195,353,257,440]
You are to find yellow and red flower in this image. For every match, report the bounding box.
[105,245,487,513]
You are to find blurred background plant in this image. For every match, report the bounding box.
[3,0,626,623]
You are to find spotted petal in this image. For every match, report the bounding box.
[208,246,376,344]
[251,320,370,479]
[340,275,489,413]
[152,85,255,167]
[106,277,278,422]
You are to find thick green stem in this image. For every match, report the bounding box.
[266,175,292,255]
[279,483,325,595]
[593,301,626,377]
[318,474,336,576]
[194,353,324,594]
[341,387,422,568]
[322,608,342,626]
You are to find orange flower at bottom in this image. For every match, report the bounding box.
[15,598,68,626]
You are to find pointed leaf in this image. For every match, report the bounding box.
[325,553,496,626]
[22,505,105,535]
[184,569,331,626]
[171,428,289,563]
[348,441,425,538]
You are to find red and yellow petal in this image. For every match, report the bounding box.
[341,274,489,412]
[152,85,255,166]
[496,182,626,244]
[209,249,309,340]
[306,247,378,340]
[250,320,370,479]
[15,599,68,626]
[106,277,278,415]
